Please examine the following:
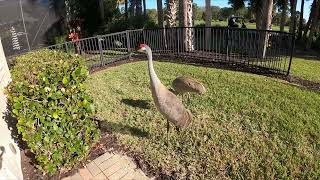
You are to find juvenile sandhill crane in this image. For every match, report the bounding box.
[172,76,206,101]
[137,44,192,143]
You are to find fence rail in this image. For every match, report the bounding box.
[15,27,294,75]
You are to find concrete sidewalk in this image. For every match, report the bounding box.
[63,152,151,180]
[0,38,23,179]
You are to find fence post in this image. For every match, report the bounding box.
[142,29,146,44]
[287,19,296,76]
[126,30,131,59]
[225,28,229,61]
[97,36,104,66]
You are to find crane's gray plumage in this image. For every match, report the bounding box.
[138,44,192,129]
[172,76,206,95]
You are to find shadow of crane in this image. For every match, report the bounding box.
[121,99,151,109]
[99,121,149,138]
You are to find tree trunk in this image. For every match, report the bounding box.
[303,0,317,41]
[157,0,164,27]
[259,0,273,58]
[280,1,287,32]
[306,0,320,48]
[297,0,305,39]
[166,0,177,27]
[255,5,263,29]
[205,0,212,50]
[98,0,104,21]
[289,0,297,33]
[179,0,184,27]
[184,0,193,51]
[205,0,212,27]
[136,0,142,16]
[125,0,128,19]
[143,0,146,17]
[261,0,273,30]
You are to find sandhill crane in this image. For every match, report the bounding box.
[137,44,192,143]
[172,76,206,102]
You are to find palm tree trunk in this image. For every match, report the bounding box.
[289,0,297,33]
[179,0,184,27]
[143,0,146,17]
[297,0,305,39]
[205,0,212,27]
[98,0,104,21]
[125,0,128,19]
[184,0,193,51]
[166,0,177,27]
[205,0,212,50]
[157,0,164,27]
[136,0,142,16]
[306,0,320,48]
[280,1,287,32]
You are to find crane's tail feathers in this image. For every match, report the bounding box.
[179,109,193,128]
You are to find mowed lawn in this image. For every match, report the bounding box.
[291,57,320,83]
[195,20,290,32]
[86,61,320,179]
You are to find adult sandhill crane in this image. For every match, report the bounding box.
[172,76,206,102]
[137,44,192,142]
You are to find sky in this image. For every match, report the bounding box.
[146,0,312,20]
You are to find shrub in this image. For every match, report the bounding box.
[6,49,100,175]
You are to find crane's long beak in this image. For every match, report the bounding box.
[137,48,143,53]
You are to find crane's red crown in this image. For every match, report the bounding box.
[139,44,146,49]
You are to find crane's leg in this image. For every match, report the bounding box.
[166,119,170,146]
[187,92,191,104]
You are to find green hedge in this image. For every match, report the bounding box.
[6,49,100,174]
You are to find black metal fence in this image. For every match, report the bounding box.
[44,27,294,75]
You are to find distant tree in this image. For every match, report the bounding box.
[205,0,212,26]
[193,3,203,21]
[306,0,320,48]
[276,0,288,31]
[205,0,212,49]
[66,0,119,36]
[143,0,146,17]
[211,6,221,20]
[147,9,158,22]
[157,0,164,27]
[228,0,245,10]
[303,0,317,41]
[289,0,297,33]
[220,7,234,19]
[297,0,305,39]
[125,0,128,19]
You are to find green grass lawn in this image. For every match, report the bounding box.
[291,57,320,83]
[195,20,289,32]
[86,61,320,179]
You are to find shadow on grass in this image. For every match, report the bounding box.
[121,98,151,109]
[294,45,320,61]
[99,120,149,138]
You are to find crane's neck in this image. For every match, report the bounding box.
[146,48,161,86]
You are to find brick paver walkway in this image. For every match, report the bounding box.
[62,152,151,180]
